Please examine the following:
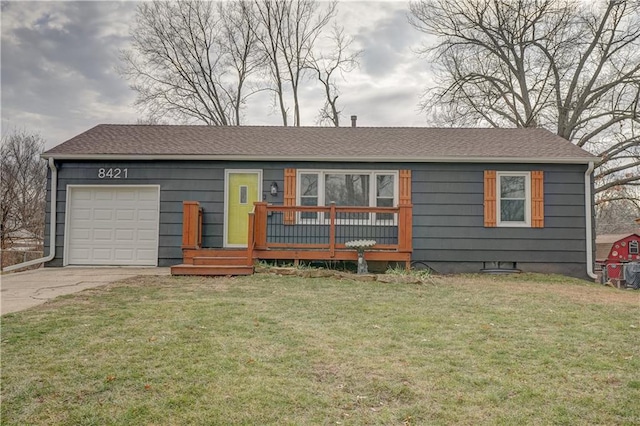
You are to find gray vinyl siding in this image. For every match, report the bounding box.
[44,160,591,278]
[410,163,589,278]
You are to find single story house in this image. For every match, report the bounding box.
[40,124,599,279]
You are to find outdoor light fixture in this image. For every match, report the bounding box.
[270,182,278,196]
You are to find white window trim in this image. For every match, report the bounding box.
[496,171,531,227]
[296,169,399,225]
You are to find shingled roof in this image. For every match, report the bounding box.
[42,124,598,163]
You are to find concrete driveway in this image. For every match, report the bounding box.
[1,267,170,315]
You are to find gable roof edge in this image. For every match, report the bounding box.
[40,153,599,164]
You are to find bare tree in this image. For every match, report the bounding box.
[596,189,640,234]
[409,0,640,205]
[0,130,47,250]
[309,25,361,127]
[121,0,344,127]
[253,0,290,125]
[219,1,265,125]
[253,0,337,126]
[119,0,262,125]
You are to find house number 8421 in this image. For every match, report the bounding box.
[98,168,128,179]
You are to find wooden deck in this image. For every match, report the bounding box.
[171,200,413,276]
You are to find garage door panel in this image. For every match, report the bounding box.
[72,209,92,220]
[72,190,92,201]
[114,220,136,228]
[69,248,90,260]
[95,191,114,201]
[70,228,91,240]
[93,229,114,241]
[115,229,134,240]
[115,249,134,260]
[137,209,158,221]
[71,221,93,232]
[93,209,114,220]
[116,190,136,201]
[67,186,159,266]
[91,248,113,261]
[117,210,135,220]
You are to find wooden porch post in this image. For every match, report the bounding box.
[181,201,202,250]
[247,211,255,266]
[329,202,336,257]
[398,170,413,269]
[254,202,268,249]
[284,168,296,224]
[398,204,413,253]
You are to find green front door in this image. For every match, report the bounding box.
[225,171,261,247]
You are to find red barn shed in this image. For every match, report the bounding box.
[599,233,640,286]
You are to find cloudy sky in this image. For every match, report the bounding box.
[1,0,434,150]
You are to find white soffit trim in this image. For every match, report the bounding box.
[41,153,599,164]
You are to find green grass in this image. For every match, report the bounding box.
[2,273,639,425]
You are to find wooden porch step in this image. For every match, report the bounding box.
[171,264,254,276]
[183,248,249,265]
[188,249,248,258]
[193,256,250,266]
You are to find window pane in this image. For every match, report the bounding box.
[500,176,525,199]
[325,174,369,206]
[300,196,318,220]
[239,186,248,204]
[376,197,394,221]
[501,200,525,222]
[376,175,394,198]
[376,198,393,208]
[300,174,318,196]
[300,197,317,206]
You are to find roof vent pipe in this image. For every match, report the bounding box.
[351,115,357,127]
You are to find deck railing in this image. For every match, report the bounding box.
[181,200,413,267]
[249,202,412,256]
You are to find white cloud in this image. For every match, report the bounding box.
[1,1,138,148]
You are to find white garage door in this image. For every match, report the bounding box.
[66,186,159,266]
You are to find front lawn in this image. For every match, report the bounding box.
[1,273,638,425]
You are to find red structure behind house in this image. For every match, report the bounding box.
[598,233,640,283]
